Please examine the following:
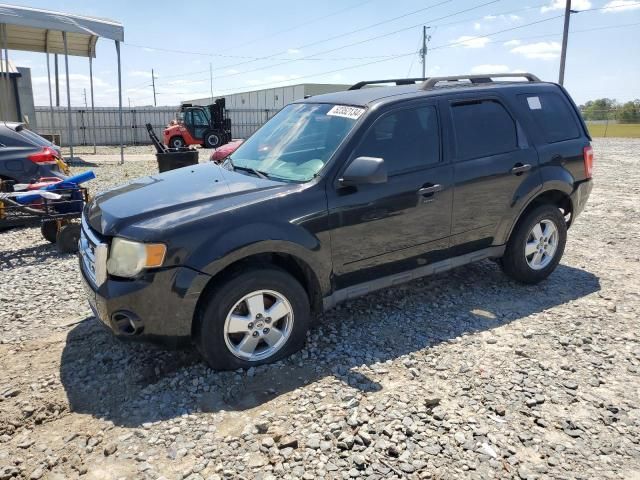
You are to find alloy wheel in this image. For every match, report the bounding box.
[525,219,559,270]
[223,289,294,361]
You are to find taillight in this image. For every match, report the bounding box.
[583,145,594,178]
[28,147,59,165]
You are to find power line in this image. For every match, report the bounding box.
[204,13,639,97]
[159,0,500,86]
[215,0,455,71]
[207,13,565,95]
[122,1,547,84]
[160,0,636,88]
[224,0,378,52]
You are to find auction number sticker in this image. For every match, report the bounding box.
[327,105,365,120]
[527,96,542,110]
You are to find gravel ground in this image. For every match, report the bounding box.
[0,138,638,480]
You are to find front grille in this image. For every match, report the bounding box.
[79,217,108,287]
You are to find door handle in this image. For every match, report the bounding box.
[511,163,532,175]
[417,184,443,196]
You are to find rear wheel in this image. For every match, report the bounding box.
[169,136,185,149]
[41,221,59,243]
[197,267,310,370]
[203,130,221,149]
[500,204,567,284]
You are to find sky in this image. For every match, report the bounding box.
[6,0,640,107]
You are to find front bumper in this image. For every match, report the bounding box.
[78,224,211,345]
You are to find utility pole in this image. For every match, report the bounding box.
[420,26,431,78]
[54,54,60,106]
[83,88,88,108]
[558,0,572,85]
[209,62,214,102]
[151,68,157,107]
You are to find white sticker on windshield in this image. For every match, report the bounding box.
[327,105,365,120]
[527,96,542,110]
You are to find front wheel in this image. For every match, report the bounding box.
[500,204,567,284]
[169,136,185,149]
[203,130,221,149]
[197,267,311,370]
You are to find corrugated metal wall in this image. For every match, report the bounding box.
[34,106,280,145]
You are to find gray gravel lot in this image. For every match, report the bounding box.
[0,139,639,479]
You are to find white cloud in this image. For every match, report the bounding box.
[483,14,522,21]
[504,39,522,47]
[471,64,512,74]
[602,0,640,12]
[454,35,490,48]
[474,22,482,30]
[245,74,301,86]
[128,70,152,78]
[166,79,206,86]
[541,0,591,13]
[287,48,301,55]
[510,41,561,60]
[32,74,110,89]
[225,69,240,75]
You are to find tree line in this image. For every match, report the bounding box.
[579,98,640,123]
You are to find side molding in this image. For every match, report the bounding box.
[323,246,505,310]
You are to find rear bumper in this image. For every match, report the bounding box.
[79,258,210,346]
[570,178,593,224]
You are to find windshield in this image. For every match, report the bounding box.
[228,103,363,182]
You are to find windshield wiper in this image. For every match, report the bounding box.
[226,157,270,180]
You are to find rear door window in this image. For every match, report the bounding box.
[451,99,518,161]
[518,92,579,143]
[353,104,440,174]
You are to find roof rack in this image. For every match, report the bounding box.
[348,78,428,90]
[420,73,540,90]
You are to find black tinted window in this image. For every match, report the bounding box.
[451,100,517,160]
[354,105,440,174]
[519,93,579,143]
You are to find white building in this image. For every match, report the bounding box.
[183,83,352,110]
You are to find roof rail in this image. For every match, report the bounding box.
[348,78,428,90]
[420,73,541,90]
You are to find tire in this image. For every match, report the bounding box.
[169,136,185,149]
[197,267,311,370]
[500,204,567,284]
[56,223,81,254]
[203,130,221,149]
[41,221,59,243]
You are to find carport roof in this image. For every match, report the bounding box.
[0,3,124,57]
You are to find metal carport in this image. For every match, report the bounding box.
[0,3,125,163]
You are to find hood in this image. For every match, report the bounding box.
[86,163,289,237]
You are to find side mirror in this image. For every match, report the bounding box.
[339,156,387,187]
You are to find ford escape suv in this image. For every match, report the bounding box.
[79,73,593,370]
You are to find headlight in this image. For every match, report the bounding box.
[106,238,166,278]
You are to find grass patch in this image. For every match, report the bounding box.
[586,123,640,138]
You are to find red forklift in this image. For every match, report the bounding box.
[163,98,232,149]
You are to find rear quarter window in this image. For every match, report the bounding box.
[518,92,580,143]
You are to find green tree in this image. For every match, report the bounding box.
[580,98,618,121]
[618,100,640,124]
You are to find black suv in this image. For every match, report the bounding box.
[79,73,593,370]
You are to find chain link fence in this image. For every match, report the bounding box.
[579,107,640,138]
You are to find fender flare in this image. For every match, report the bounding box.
[503,183,574,243]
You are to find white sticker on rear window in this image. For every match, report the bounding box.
[327,105,365,120]
[527,96,542,110]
